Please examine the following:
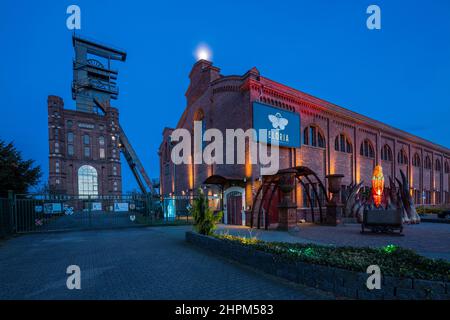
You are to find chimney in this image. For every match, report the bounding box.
[185,59,221,106]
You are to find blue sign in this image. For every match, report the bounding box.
[252,102,300,148]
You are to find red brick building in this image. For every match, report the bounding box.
[48,96,122,196]
[159,60,450,225]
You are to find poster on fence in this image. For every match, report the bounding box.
[114,202,129,212]
[92,202,102,211]
[43,203,62,215]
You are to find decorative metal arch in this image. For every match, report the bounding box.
[250,166,328,229]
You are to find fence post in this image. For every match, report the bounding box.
[146,193,151,218]
[88,195,92,227]
[8,190,16,233]
[0,197,5,238]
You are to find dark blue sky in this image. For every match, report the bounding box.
[1,0,449,192]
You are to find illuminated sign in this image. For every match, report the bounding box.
[252,102,300,148]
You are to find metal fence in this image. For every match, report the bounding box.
[0,197,14,238]
[0,193,193,234]
[0,193,222,234]
[162,194,222,219]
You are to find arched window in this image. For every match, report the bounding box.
[445,161,449,174]
[67,132,74,143]
[435,159,442,171]
[398,149,408,165]
[381,144,393,162]
[98,136,106,159]
[83,134,90,145]
[360,139,375,158]
[303,126,326,148]
[334,134,352,154]
[412,153,421,167]
[78,165,98,198]
[424,156,432,170]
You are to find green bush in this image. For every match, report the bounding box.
[213,234,450,282]
[416,206,447,215]
[190,189,222,236]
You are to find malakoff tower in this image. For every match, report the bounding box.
[48,35,153,197]
[159,59,450,226]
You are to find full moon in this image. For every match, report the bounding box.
[195,44,212,61]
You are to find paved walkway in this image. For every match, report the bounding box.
[0,226,334,300]
[217,222,450,261]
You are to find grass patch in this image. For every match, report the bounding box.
[213,234,450,282]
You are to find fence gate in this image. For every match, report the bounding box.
[9,194,163,233]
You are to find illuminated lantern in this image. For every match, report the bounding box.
[372,165,385,207]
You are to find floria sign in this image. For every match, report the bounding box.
[252,102,300,148]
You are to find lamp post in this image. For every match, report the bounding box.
[277,169,298,230]
[325,174,344,226]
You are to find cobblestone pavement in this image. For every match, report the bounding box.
[217,222,450,261]
[0,226,335,300]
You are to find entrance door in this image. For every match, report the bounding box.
[226,191,243,225]
[262,188,280,225]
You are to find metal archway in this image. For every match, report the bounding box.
[250,166,328,229]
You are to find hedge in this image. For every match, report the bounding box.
[213,234,450,282]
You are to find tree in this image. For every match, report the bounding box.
[190,188,222,235]
[0,140,41,197]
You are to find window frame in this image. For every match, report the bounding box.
[303,125,326,149]
[360,139,375,159]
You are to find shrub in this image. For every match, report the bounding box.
[190,189,222,236]
[416,206,446,215]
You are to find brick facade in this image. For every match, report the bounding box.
[48,95,122,196]
[159,60,450,216]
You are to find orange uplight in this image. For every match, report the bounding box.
[188,155,194,190]
[372,165,384,207]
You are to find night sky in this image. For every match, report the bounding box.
[1,0,449,192]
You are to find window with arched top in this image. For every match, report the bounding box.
[78,165,98,198]
[360,139,375,158]
[398,149,408,165]
[445,161,449,174]
[435,159,442,171]
[303,126,326,148]
[334,134,352,154]
[381,144,393,162]
[412,153,421,167]
[424,155,432,170]
[83,134,90,145]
